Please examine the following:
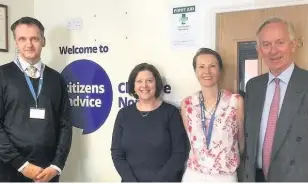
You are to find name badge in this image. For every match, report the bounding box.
[30,108,45,119]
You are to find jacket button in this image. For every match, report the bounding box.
[290,160,295,165]
[296,137,302,142]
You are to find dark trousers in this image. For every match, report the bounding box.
[0,164,59,182]
[255,168,266,182]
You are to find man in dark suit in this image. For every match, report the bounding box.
[242,17,308,182]
[0,17,72,182]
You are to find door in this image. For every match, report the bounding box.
[216,4,308,93]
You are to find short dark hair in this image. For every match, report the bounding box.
[192,48,223,71]
[127,63,164,99]
[11,17,45,38]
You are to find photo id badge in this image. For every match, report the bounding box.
[30,107,45,119]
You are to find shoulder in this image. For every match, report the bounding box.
[44,65,63,77]
[0,62,19,81]
[44,65,67,85]
[290,66,308,95]
[117,103,137,115]
[180,91,199,108]
[235,94,244,109]
[115,104,136,125]
[161,101,179,112]
[221,89,243,107]
[246,73,268,88]
[220,89,239,100]
[159,102,183,123]
[155,101,181,119]
[0,61,17,71]
[293,65,308,78]
[222,89,233,96]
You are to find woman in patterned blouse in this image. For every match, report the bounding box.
[180,48,245,182]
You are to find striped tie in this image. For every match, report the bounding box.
[263,78,280,178]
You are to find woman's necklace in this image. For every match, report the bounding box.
[204,104,216,115]
[137,100,161,118]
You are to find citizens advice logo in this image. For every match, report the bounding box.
[61,59,113,134]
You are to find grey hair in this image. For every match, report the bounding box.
[256,17,295,44]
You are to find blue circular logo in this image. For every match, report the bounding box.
[61,59,113,134]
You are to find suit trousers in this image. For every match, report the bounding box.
[256,168,266,182]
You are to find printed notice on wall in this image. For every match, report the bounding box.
[170,5,199,49]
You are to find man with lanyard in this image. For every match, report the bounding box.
[0,17,72,182]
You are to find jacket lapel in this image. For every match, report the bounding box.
[270,66,305,164]
[249,74,268,154]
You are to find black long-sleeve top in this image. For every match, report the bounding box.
[111,102,189,182]
[0,62,72,170]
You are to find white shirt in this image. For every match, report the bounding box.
[14,56,61,175]
[14,56,43,78]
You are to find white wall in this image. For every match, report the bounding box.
[0,0,34,64]
[32,0,308,182]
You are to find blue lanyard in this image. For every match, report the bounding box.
[16,59,45,108]
[199,91,221,149]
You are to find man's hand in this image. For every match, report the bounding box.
[21,163,43,180]
[35,167,58,182]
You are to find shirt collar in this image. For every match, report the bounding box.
[268,62,294,85]
[17,56,42,72]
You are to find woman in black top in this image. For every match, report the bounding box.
[111,63,189,182]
